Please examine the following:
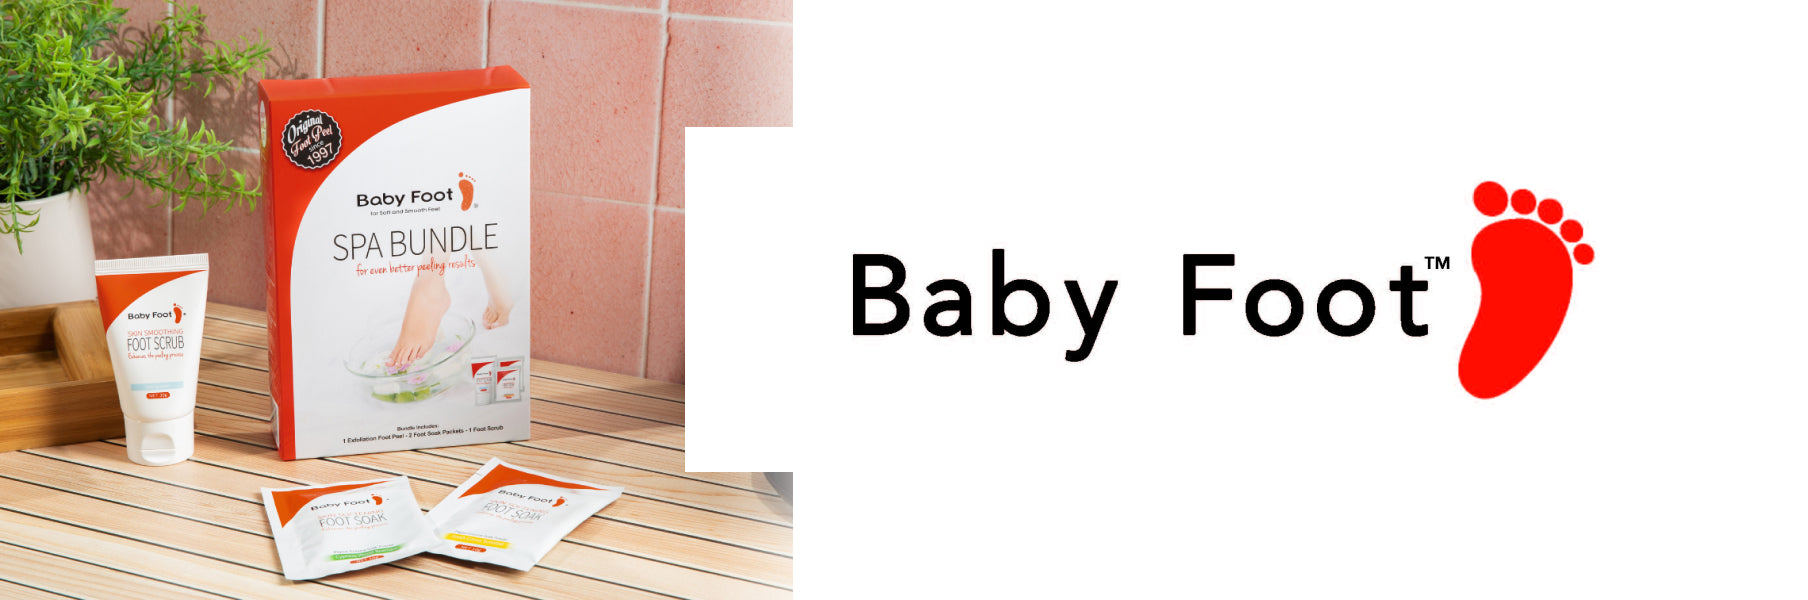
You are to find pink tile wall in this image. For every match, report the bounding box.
[531,192,650,375]
[324,0,486,78]
[670,0,793,23]
[646,210,685,382]
[85,0,792,383]
[658,18,794,209]
[87,0,180,260]
[488,1,663,204]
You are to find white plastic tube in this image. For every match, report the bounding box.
[94,254,210,466]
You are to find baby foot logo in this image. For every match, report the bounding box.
[172,303,183,324]
[371,494,384,506]
[457,172,476,211]
[1458,182,1594,399]
[851,181,1598,400]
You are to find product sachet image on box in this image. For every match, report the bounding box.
[259,67,531,460]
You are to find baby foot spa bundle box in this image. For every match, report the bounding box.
[259,67,532,460]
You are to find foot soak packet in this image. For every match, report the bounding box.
[262,476,439,580]
[427,458,623,570]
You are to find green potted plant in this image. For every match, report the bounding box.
[0,0,268,309]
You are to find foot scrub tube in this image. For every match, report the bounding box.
[94,253,209,466]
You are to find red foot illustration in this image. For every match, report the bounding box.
[458,172,476,211]
[1458,182,1593,399]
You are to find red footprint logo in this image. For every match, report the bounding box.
[552,497,566,507]
[172,303,183,324]
[371,494,384,506]
[457,172,476,211]
[1459,182,1594,399]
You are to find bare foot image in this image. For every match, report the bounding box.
[474,250,513,329]
[388,267,450,368]
[484,294,513,330]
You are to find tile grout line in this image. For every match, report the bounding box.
[509,0,661,15]
[315,0,325,76]
[165,0,174,257]
[480,0,491,68]
[669,12,793,27]
[505,0,791,25]
[640,0,672,379]
[560,191,685,212]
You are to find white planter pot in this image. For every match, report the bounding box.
[0,190,98,309]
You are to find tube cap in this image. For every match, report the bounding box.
[125,413,194,467]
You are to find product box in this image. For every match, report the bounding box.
[259,67,531,460]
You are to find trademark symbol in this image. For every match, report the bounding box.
[1424,256,1451,270]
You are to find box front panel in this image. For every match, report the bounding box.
[277,89,531,458]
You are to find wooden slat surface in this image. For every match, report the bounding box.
[0,577,81,600]
[0,304,791,599]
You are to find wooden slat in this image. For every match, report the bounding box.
[0,508,362,599]
[207,302,269,327]
[201,337,270,370]
[3,449,270,534]
[603,487,794,556]
[0,540,220,600]
[198,382,276,419]
[204,317,273,348]
[0,350,64,389]
[526,400,685,451]
[534,539,791,600]
[52,300,112,381]
[3,450,662,600]
[0,304,56,338]
[0,578,78,600]
[535,361,686,402]
[524,422,775,495]
[533,377,684,426]
[201,360,270,395]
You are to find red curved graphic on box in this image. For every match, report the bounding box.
[458,463,603,498]
[270,480,383,528]
[260,67,530,460]
[95,270,203,330]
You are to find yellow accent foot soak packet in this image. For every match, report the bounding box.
[262,476,438,580]
[426,458,624,570]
